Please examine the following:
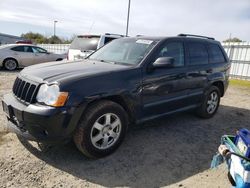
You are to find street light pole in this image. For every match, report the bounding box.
[126,0,131,36]
[54,20,58,37]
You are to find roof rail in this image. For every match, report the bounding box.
[178,33,215,40]
[105,33,125,37]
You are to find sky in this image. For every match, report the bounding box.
[0,0,249,41]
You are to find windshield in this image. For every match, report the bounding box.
[70,36,100,51]
[88,38,157,65]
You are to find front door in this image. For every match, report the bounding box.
[142,40,190,118]
[31,46,50,64]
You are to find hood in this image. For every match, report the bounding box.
[20,60,129,84]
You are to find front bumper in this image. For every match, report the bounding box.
[2,93,84,143]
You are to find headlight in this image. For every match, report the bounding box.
[36,84,68,107]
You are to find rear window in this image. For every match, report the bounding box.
[70,36,100,51]
[188,42,209,65]
[208,44,225,63]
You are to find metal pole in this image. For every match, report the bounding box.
[54,21,58,37]
[126,0,131,36]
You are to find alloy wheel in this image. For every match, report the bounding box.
[90,113,122,150]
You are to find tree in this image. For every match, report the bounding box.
[21,32,48,43]
[223,37,243,43]
[47,36,63,44]
[21,32,72,44]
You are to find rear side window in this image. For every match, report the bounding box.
[11,46,24,52]
[104,37,116,44]
[11,46,32,52]
[208,44,225,63]
[188,42,208,65]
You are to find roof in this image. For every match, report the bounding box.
[134,34,218,43]
[0,44,38,49]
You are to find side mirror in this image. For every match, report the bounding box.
[153,57,174,68]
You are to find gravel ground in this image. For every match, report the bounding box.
[0,70,250,188]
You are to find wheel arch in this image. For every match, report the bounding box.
[81,95,136,125]
[3,57,19,67]
[212,81,224,97]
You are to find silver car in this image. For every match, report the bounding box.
[0,44,65,70]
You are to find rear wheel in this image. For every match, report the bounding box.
[73,100,128,158]
[196,86,221,118]
[4,58,18,71]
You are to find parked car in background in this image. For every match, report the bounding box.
[2,34,230,158]
[67,33,124,60]
[0,44,65,70]
[15,40,33,44]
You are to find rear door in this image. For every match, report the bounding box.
[185,40,211,104]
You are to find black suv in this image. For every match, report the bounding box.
[2,34,230,158]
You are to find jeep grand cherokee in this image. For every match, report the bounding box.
[2,34,230,158]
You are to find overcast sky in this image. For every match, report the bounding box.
[0,0,249,41]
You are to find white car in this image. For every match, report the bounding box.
[67,33,124,61]
[0,44,65,70]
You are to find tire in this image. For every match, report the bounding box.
[56,58,63,61]
[196,86,221,118]
[3,58,18,71]
[73,100,128,158]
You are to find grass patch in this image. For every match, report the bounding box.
[230,79,250,88]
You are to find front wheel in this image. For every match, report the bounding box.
[73,100,128,158]
[196,86,221,118]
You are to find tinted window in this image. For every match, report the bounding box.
[188,43,208,65]
[208,44,225,63]
[11,46,32,53]
[24,46,33,52]
[11,46,24,52]
[104,37,116,44]
[155,42,184,67]
[70,36,100,51]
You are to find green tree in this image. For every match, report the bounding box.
[21,32,48,43]
[47,36,63,44]
[223,37,243,42]
[21,32,72,44]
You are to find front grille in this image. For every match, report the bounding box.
[12,77,39,104]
